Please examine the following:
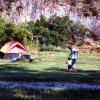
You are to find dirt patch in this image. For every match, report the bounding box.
[78,44,100,53]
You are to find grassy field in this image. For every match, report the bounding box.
[0,50,100,100]
[0,50,100,83]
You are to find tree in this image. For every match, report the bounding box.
[37,15,47,27]
[0,15,32,46]
[27,21,35,33]
[48,16,73,36]
[27,16,66,46]
[0,15,7,46]
[70,22,88,43]
[15,24,32,45]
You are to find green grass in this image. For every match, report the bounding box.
[0,87,100,100]
[0,50,100,100]
[0,50,100,83]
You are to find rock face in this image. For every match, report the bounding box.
[0,0,100,30]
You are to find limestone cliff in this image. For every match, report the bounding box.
[0,0,100,30]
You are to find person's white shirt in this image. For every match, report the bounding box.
[67,60,72,65]
[71,48,77,59]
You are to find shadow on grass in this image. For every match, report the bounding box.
[0,64,39,73]
[0,63,100,83]
[45,67,63,71]
[1,87,100,100]
[0,64,100,100]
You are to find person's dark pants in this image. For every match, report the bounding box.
[72,59,77,65]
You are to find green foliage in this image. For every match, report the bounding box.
[62,43,67,49]
[48,16,73,35]
[15,24,32,45]
[0,16,32,46]
[55,47,62,52]
[92,10,99,16]
[48,16,73,44]
[0,15,7,46]
[4,22,17,41]
[33,26,50,44]
[40,44,55,51]
[0,87,100,100]
[5,0,17,2]
[71,22,88,43]
[46,44,55,51]
[71,22,87,35]
[17,5,23,9]
[37,15,47,27]
[40,44,47,51]
[7,4,12,9]
[83,0,92,4]
[0,50,100,82]
[84,12,90,17]
[27,24,62,46]
[27,21,35,33]
[27,16,73,46]
[46,30,65,45]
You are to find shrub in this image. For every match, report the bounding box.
[46,44,55,51]
[83,0,92,4]
[40,44,47,51]
[0,18,32,46]
[62,44,67,49]
[40,44,56,51]
[84,12,90,17]
[92,10,99,16]
[7,4,12,9]
[17,5,23,9]
[55,46,62,52]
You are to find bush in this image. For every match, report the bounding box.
[62,44,67,49]
[92,10,99,16]
[40,44,56,51]
[17,5,23,10]
[0,15,32,46]
[55,46,62,52]
[84,12,90,17]
[46,44,55,51]
[40,44,47,51]
[83,0,92,4]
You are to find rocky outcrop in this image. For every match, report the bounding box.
[0,0,100,30]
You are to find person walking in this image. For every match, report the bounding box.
[66,56,72,72]
[68,45,78,71]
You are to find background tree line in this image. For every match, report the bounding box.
[0,14,95,50]
[27,15,89,48]
[0,15,32,47]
